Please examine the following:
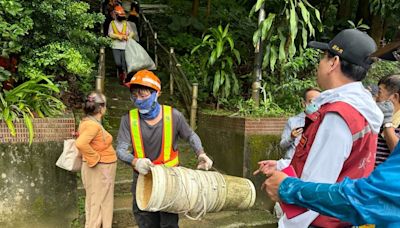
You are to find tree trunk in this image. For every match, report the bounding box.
[355,0,370,24]
[206,0,211,17]
[370,14,384,46]
[191,0,200,17]
[336,0,353,21]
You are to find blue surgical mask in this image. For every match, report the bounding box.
[305,103,319,114]
[133,92,161,119]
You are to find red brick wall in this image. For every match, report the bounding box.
[0,118,75,143]
[244,118,287,135]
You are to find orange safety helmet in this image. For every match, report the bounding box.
[114,5,126,17]
[126,70,161,91]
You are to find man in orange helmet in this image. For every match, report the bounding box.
[115,70,213,227]
[108,5,133,85]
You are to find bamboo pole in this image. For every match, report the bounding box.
[95,47,105,93]
[251,3,265,107]
[169,47,174,95]
[154,32,158,68]
[190,83,198,130]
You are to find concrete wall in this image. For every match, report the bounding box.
[0,117,78,227]
[197,113,287,210]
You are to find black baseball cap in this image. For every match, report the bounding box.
[308,29,377,69]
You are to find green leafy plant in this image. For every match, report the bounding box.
[0,0,33,57]
[251,0,322,72]
[192,24,241,108]
[0,75,65,144]
[0,67,12,83]
[365,60,400,85]
[347,19,370,31]
[234,98,286,117]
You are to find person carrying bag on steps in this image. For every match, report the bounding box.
[108,5,133,85]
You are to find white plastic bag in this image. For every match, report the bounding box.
[56,139,82,172]
[125,38,156,73]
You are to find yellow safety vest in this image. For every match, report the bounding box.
[129,105,179,167]
[111,20,127,35]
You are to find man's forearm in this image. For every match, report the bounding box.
[116,141,134,165]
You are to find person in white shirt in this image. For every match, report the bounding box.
[254,29,383,228]
[108,5,133,84]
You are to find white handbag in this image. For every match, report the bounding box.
[56,138,82,172]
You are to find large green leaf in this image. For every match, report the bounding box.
[302,26,308,48]
[270,45,278,72]
[227,37,234,50]
[216,41,223,58]
[209,50,218,66]
[23,112,34,145]
[255,0,265,12]
[213,71,221,97]
[261,13,276,41]
[191,44,202,54]
[263,44,271,69]
[298,1,310,25]
[233,49,241,64]
[222,24,230,38]
[289,2,298,45]
[5,118,16,136]
[278,29,287,62]
[224,72,231,97]
[252,29,261,46]
[220,70,226,86]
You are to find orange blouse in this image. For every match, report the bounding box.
[75,118,117,167]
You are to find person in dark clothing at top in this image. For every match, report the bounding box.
[128,1,140,27]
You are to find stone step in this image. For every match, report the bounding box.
[113,208,277,228]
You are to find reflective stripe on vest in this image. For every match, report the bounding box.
[129,109,145,158]
[162,105,173,162]
[111,20,127,35]
[129,105,178,167]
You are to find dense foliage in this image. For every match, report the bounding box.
[144,0,399,117]
[192,24,241,108]
[0,0,106,142]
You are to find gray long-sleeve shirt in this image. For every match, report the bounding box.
[116,108,203,165]
[279,112,305,159]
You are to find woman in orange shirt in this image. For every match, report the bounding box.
[75,92,117,228]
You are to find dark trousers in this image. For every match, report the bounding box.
[132,174,179,228]
[112,49,127,73]
[132,197,179,228]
